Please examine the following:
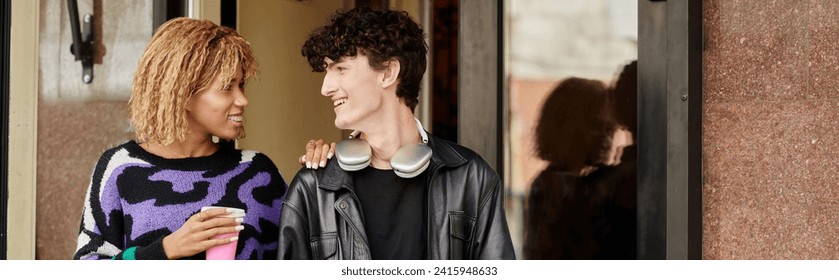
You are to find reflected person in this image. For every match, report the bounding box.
[524,77,632,259]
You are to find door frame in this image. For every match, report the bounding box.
[1,0,11,261]
[459,0,501,172]
[7,0,39,260]
[637,0,703,259]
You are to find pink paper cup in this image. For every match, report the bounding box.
[200,206,245,260]
[206,232,239,260]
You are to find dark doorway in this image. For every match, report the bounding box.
[430,0,458,143]
[220,0,236,29]
[152,0,186,33]
[355,0,389,10]
[354,0,460,143]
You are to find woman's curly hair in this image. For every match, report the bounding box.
[301,7,427,112]
[534,77,618,174]
[129,17,258,145]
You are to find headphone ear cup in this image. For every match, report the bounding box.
[391,144,432,178]
[335,138,372,171]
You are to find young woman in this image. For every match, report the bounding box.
[73,18,286,260]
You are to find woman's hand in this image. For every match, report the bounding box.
[298,139,336,170]
[162,207,244,260]
[603,127,633,166]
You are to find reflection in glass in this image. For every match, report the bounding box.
[504,0,637,259]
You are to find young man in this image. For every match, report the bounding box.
[278,7,515,260]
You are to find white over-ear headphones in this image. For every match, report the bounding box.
[334,118,432,178]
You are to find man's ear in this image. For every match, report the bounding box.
[381,59,400,88]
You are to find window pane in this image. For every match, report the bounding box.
[504,0,637,259]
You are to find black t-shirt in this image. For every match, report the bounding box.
[353,166,428,260]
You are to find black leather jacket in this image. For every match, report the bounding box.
[278,135,516,260]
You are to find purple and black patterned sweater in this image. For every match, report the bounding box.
[73,140,286,260]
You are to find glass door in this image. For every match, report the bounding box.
[503,0,638,259]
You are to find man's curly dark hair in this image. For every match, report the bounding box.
[302,7,428,112]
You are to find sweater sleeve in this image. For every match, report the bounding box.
[112,238,169,260]
[73,150,123,260]
[73,148,169,260]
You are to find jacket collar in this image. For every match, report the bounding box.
[319,132,468,192]
[426,133,468,168]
